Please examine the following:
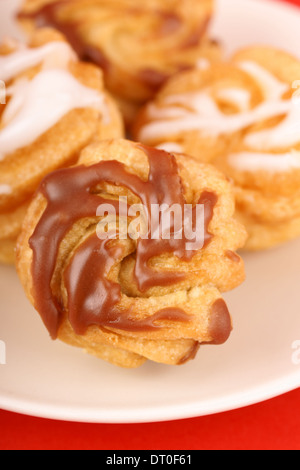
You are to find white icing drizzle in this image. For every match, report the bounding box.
[139,90,290,141]
[245,105,300,150]
[0,41,76,82]
[0,40,109,160]
[156,142,183,153]
[216,87,251,112]
[146,102,188,120]
[0,184,12,195]
[238,61,300,150]
[228,150,300,173]
[239,61,288,101]
[0,69,108,160]
[138,60,300,170]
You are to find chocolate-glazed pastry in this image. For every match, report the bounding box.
[16,139,247,368]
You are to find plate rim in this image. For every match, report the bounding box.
[1,371,299,423]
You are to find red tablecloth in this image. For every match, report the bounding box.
[0,388,299,450]
[1,0,300,451]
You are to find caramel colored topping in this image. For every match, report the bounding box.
[208,299,232,345]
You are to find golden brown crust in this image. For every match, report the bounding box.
[16,139,246,368]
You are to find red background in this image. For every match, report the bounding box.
[1,0,300,451]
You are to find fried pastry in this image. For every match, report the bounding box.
[0,28,124,263]
[16,139,247,368]
[18,0,220,125]
[134,47,300,250]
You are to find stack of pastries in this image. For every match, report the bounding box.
[0,0,297,368]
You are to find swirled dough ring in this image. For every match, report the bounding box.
[16,139,247,368]
[18,0,219,124]
[134,47,300,250]
[0,28,124,264]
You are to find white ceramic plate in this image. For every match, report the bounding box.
[0,0,300,423]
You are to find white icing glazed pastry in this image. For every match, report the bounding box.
[134,46,300,251]
[0,28,124,264]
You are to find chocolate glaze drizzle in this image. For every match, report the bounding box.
[64,233,191,336]
[29,144,217,339]
[208,299,232,345]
